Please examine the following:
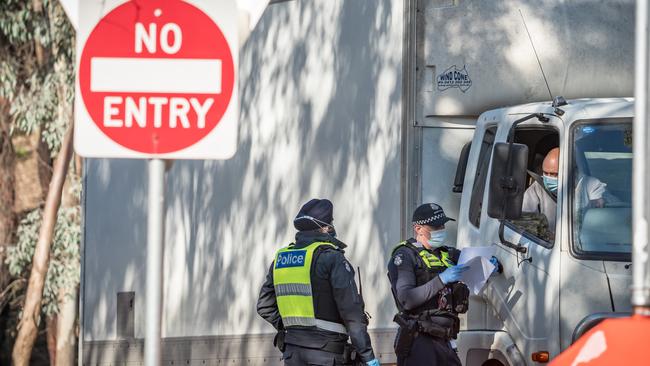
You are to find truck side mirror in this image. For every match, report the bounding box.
[487,142,529,220]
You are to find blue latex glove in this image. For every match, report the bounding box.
[439,264,469,284]
[490,256,501,274]
[366,359,381,366]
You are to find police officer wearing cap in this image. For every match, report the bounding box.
[257,199,381,366]
[388,203,501,366]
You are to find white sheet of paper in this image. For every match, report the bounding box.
[457,246,496,295]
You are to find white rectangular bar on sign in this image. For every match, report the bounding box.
[90,57,222,94]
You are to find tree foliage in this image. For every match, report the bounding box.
[0,0,78,362]
[6,180,81,318]
[1,0,79,329]
[0,0,75,154]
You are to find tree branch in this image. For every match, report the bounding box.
[11,120,73,366]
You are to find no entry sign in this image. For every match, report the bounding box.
[74,0,238,159]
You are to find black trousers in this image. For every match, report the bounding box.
[397,334,461,366]
[282,344,346,366]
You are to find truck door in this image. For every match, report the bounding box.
[480,118,564,360]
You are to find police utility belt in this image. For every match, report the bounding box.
[275,330,364,365]
[393,310,460,340]
[392,310,461,357]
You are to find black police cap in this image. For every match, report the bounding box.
[412,203,455,227]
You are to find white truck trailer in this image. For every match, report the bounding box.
[80,0,635,364]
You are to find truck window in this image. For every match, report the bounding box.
[507,128,558,246]
[469,126,497,227]
[570,121,632,260]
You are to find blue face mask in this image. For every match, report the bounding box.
[428,229,447,247]
[543,175,558,193]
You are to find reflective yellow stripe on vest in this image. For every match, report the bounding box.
[392,241,452,269]
[273,241,347,334]
[419,249,451,268]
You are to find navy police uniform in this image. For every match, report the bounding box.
[387,204,468,366]
[257,199,377,365]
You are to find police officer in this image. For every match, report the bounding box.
[257,198,381,366]
[388,203,500,366]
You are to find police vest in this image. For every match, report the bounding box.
[390,240,454,314]
[273,241,347,334]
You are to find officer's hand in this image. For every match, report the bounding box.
[439,264,469,284]
[489,256,502,275]
[366,359,381,366]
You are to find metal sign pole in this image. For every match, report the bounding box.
[634,0,650,314]
[145,158,165,365]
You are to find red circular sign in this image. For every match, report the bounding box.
[79,0,235,154]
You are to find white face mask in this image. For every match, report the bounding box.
[427,229,447,247]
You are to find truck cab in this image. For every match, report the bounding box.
[454,98,634,365]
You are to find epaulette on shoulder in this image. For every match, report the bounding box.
[391,239,418,257]
[314,241,342,253]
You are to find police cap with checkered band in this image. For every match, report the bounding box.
[412,203,455,227]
